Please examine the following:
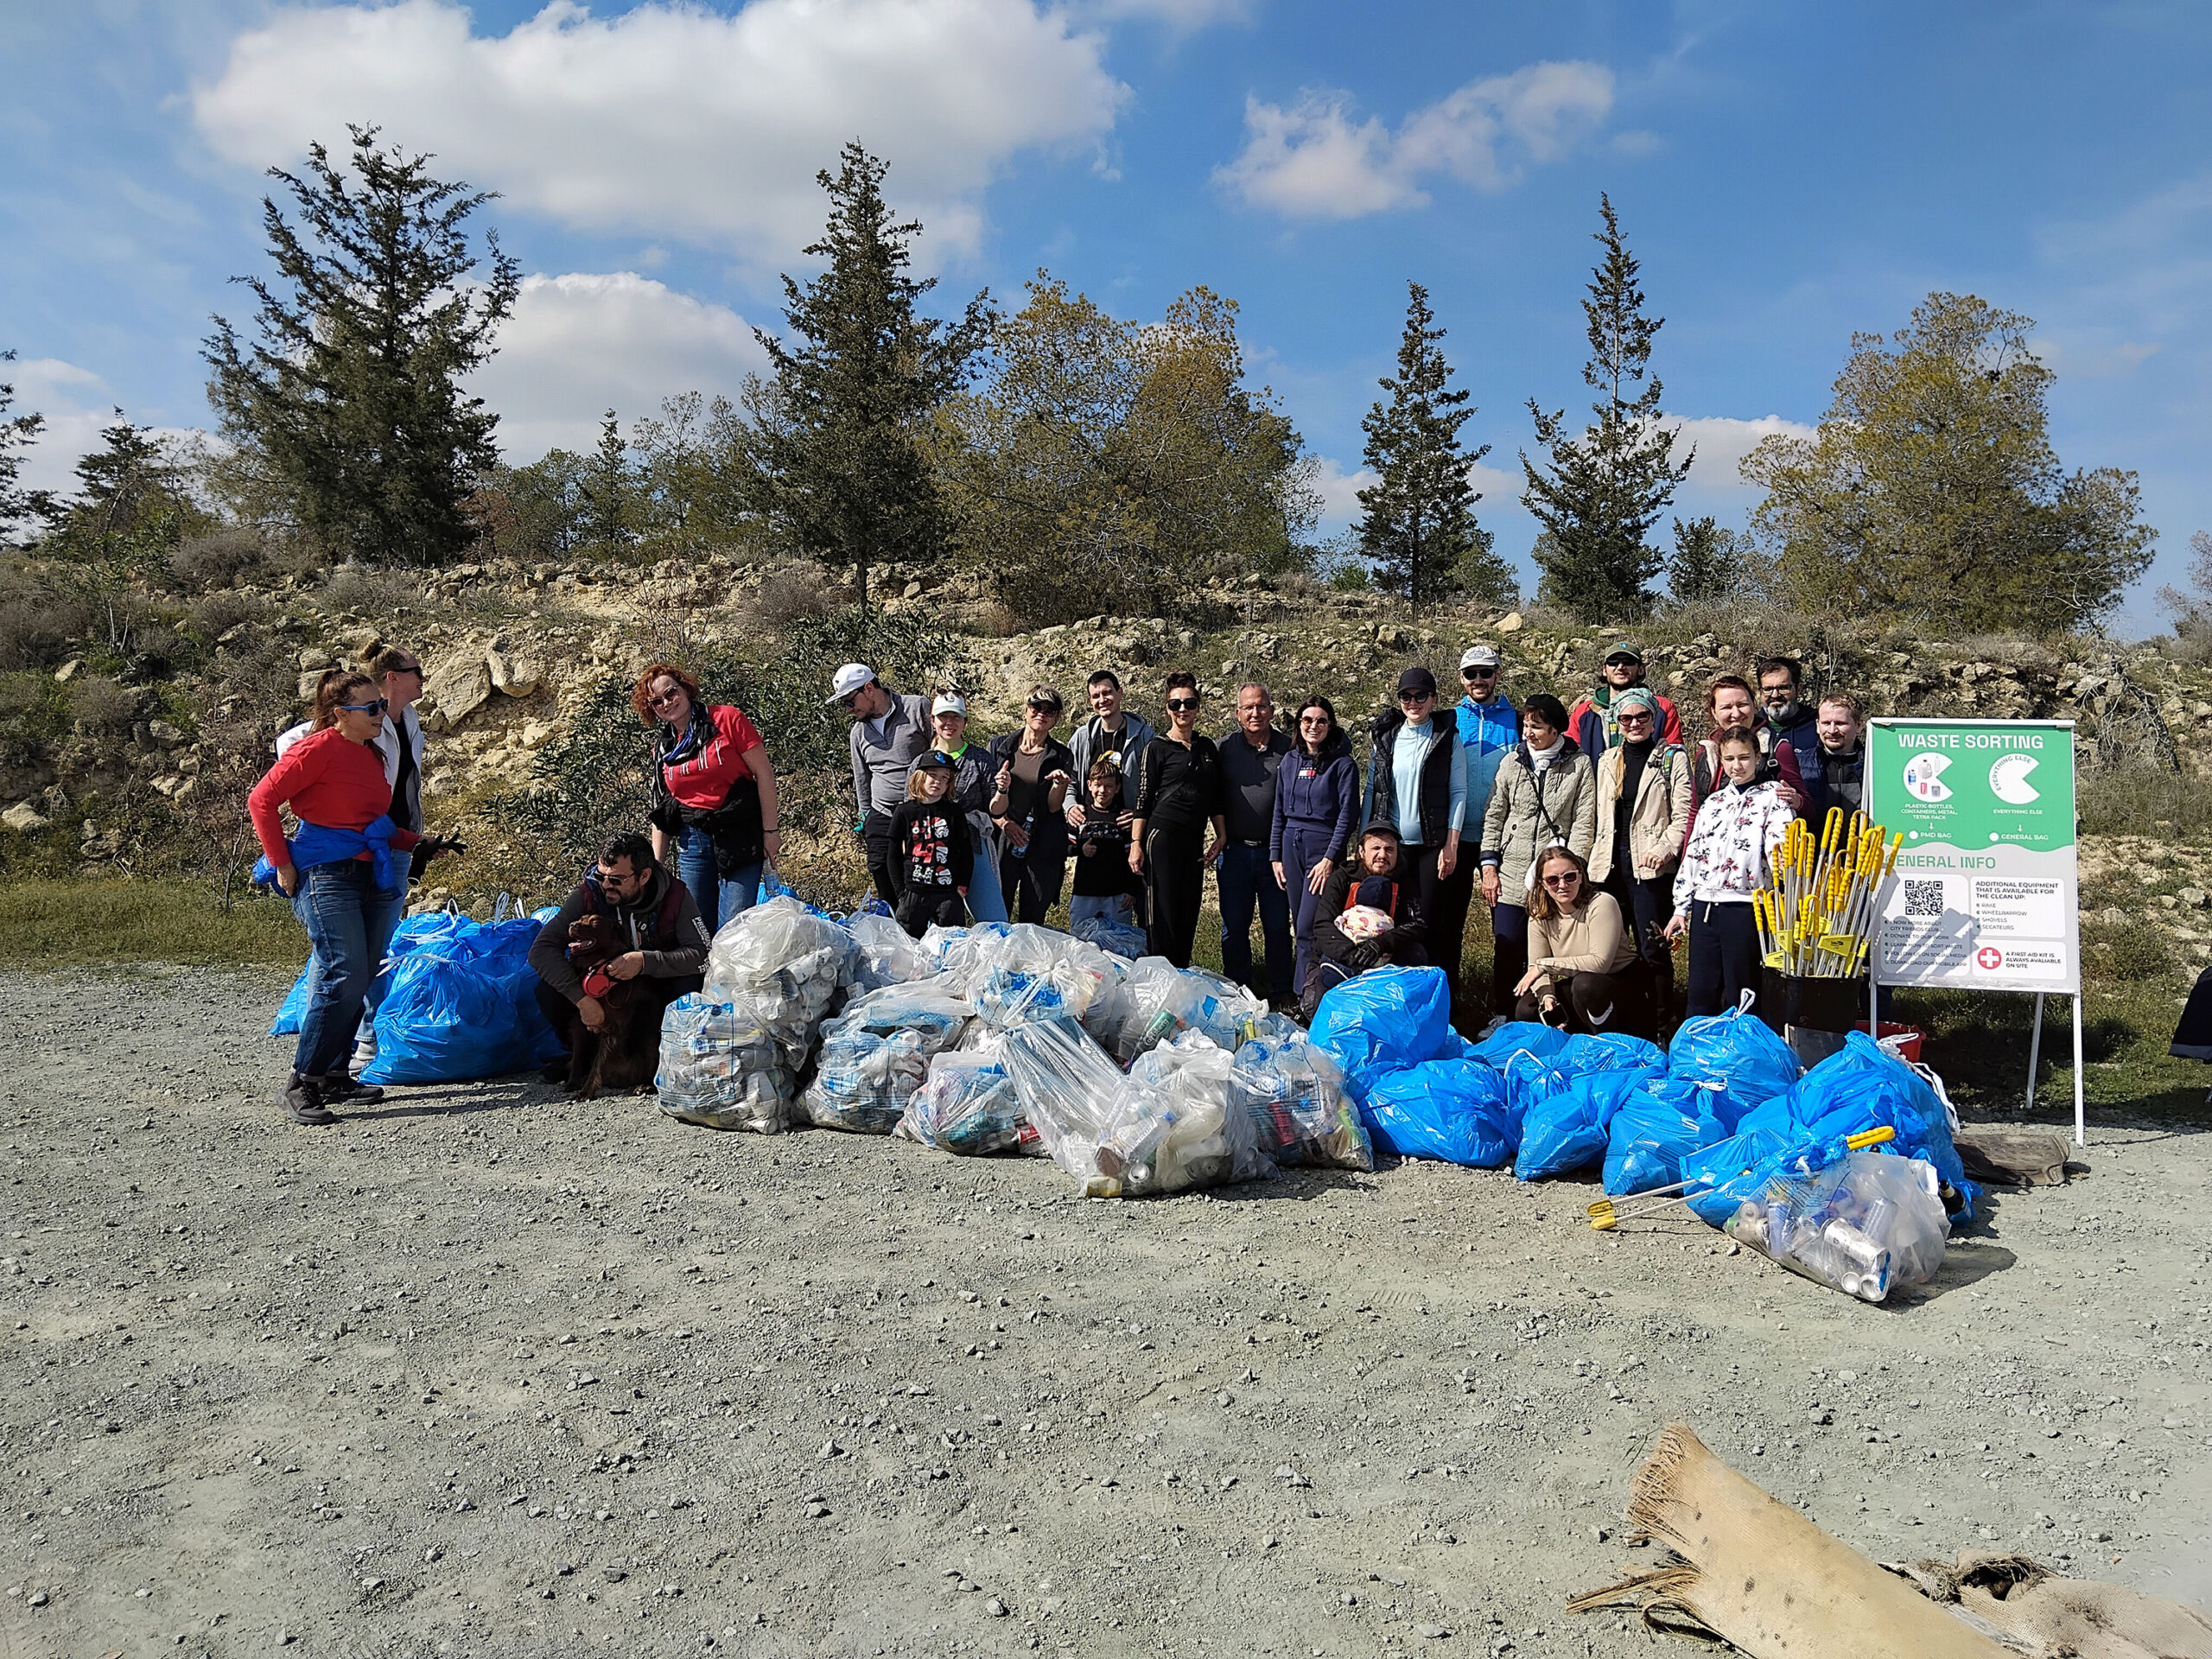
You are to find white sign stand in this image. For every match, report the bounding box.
[1871,977,2083,1147]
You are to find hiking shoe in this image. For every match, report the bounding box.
[318,1074,385,1106]
[281,1074,338,1126]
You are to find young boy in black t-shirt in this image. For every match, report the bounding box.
[1065,758,1141,931]
[887,756,971,938]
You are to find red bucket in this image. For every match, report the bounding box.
[1855,1021,1923,1063]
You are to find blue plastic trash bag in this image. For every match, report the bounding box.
[1680,1125,1809,1228]
[359,912,563,1084]
[1667,1001,1800,1116]
[1466,1020,1568,1069]
[1515,1069,1649,1182]
[1602,1077,1732,1195]
[1072,914,1148,961]
[1558,1032,1667,1080]
[1737,1032,1980,1220]
[1309,967,1461,1100]
[1502,1048,1567,1130]
[1359,1058,1517,1167]
[270,909,466,1036]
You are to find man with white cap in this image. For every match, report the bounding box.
[831,663,931,904]
[1450,642,1520,1015]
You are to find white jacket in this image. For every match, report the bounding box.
[1671,779,1791,917]
[276,704,426,831]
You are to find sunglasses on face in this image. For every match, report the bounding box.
[648,687,686,707]
[1605,656,1639,669]
[1165,697,1200,712]
[338,698,390,715]
[1618,710,1654,723]
[1462,667,1496,679]
[390,664,423,677]
[1541,872,1580,887]
[1298,715,1331,726]
[837,691,866,710]
[1399,690,1433,704]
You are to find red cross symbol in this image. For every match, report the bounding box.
[1975,946,2005,970]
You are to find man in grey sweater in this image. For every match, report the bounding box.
[830,662,934,903]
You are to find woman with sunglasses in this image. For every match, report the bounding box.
[1585,686,1692,1032]
[1478,692,1597,1018]
[1272,695,1360,999]
[1129,672,1227,968]
[988,685,1077,924]
[1360,665,1468,1001]
[250,670,425,1124]
[637,662,780,938]
[1511,844,1643,1033]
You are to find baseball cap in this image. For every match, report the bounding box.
[931,692,968,717]
[1395,666,1438,699]
[1604,641,1643,664]
[827,662,874,703]
[1459,644,1502,671]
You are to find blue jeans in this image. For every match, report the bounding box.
[289,861,400,1080]
[964,830,1009,924]
[677,823,762,938]
[1217,842,1294,1002]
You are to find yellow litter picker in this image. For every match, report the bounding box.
[1752,808,1903,980]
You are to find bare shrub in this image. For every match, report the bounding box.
[191,589,268,638]
[322,563,424,616]
[753,561,844,630]
[70,675,142,734]
[170,530,266,591]
[0,594,92,671]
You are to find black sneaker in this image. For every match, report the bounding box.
[318,1074,385,1106]
[282,1074,338,1126]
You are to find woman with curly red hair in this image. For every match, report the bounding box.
[632,662,781,936]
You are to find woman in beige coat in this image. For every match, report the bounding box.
[1511,845,1643,1033]
[1584,687,1693,1029]
[1478,693,1598,1018]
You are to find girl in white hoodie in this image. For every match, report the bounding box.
[1665,728,1792,1017]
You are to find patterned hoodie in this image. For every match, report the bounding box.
[1671,779,1793,918]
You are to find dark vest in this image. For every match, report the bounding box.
[1365,711,1458,849]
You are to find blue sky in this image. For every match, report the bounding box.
[3,0,2208,631]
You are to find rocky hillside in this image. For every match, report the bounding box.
[3,549,2209,935]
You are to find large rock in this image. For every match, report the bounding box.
[422,652,494,732]
[486,648,543,698]
[3,801,51,835]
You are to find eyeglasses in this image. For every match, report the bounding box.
[1298,715,1331,726]
[1462,667,1496,679]
[1398,690,1433,704]
[648,687,686,708]
[837,691,866,710]
[1541,872,1581,887]
[1618,709,1655,723]
[1605,656,1639,669]
[1165,697,1200,712]
[390,663,423,677]
[337,698,390,715]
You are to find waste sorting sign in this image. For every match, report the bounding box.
[1866,718,2079,995]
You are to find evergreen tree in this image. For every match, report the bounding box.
[752,142,992,607]
[46,413,210,651]
[1520,194,1691,622]
[580,411,633,552]
[204,125,520,567]
[1355,283,1512,611]
[1666,515,1734,605]
[0,348,46,526]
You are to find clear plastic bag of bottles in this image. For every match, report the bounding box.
[655,993,798,1134]
[1230,1030,1374,1173]
[1724,1149,1949,1303]
[842,909,935,993]
[801,982,971,1134]
[897,1045,1041,1156]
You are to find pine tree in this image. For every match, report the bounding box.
[1355,283,1512,611]
[580,411,632,552]
[1520,194,1691,622]
[0,348,46,525]
[46,413,209,652]
[205,125,520,567]
[752,142,992,607]
[1666,515,1733,605]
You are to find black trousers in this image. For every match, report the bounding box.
[895,887,967,938]
[1514,969,1645,1036]
[1685,899,1760,1019]
[862,810,899,905]
[1144,820,1208,969]
[1420,847,1477,1006]
[1491,899,1529,1019]
[1605,867,1678,1030]
[1000,831,1067,925]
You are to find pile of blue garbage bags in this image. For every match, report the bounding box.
[1307,967,1979,1241]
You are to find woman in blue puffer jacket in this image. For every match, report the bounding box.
[1271,695,1362,1001]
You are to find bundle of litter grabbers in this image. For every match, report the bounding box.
[652,899,1376,1198]
[1754,807,1904,979]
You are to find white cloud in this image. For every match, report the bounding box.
[1311,454,1521,526]
[191,0,1128,264]
[1665,413,1815,492]
[1216,60,1613,219]
[2,359,211,502]
[1083,0,1251,26]
[468,272,772,460]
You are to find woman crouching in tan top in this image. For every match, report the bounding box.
[1511,844,1644,1034]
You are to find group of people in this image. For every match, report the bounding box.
[245,633,1873,1127]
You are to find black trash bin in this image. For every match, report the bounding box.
[1758,967,1867,1068]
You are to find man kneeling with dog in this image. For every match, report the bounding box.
[527,832,712,1097]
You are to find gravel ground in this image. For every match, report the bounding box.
[3,964,2209,1659]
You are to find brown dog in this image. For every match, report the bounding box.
[556,913,658,1100]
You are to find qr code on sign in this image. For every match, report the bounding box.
[1903,880,1945,918]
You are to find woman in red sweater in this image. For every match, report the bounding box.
[249,671,424,1125]
[637,662,781,937]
